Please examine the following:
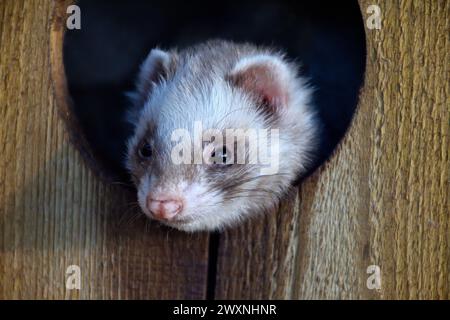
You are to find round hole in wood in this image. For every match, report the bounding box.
[55,0,366,184]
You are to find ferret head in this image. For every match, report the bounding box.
[126,42,317,232]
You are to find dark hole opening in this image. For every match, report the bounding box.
[63,0,366,183]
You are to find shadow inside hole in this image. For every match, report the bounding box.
[63,0,366,184]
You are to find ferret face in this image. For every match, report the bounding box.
[126,41,317,232]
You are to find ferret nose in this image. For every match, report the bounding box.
[146,196,183,221]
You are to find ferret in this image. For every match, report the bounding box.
[125,40,317,232]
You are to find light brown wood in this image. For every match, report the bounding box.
[0,0,448,300]
[214,0,449,299]
[0,0,210,300]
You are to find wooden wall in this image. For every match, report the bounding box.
[0,0,448,299]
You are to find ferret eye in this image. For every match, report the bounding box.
[138,142,152,160]
[211,146,232,166]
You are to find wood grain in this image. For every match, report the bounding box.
[214,0,449,299]
[0,0,210,300]
[0,0,448,300]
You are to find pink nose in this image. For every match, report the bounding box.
[146,196,183,221]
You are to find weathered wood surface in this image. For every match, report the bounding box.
[0,0,210,299]
[0,0,448,300]
[215,0,449,299]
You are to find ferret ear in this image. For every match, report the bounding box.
[135,48,174,101]
[127,49,176,125]
[227,54,294,112]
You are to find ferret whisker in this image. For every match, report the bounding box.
[212,173,290,193]
[212,106,251,128]
[144,218,151,233]
[118,205,143,228]
[110,197,141,222]
[117,201,140,211]
[109,181,134,188]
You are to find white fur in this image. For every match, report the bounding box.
[127,42,318,232]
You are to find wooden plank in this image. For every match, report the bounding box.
[214,0,449,299]
[0,0,448,300]
[0,0,210,299]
